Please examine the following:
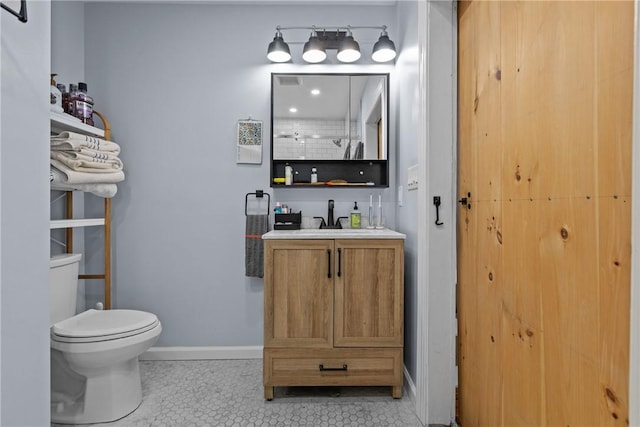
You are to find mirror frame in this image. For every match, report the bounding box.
[270,72,390,188]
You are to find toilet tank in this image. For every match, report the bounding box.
[50,253,82,325]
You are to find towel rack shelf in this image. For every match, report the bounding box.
[50,112,105,137]
[50,218,105,229]
[50,110,113,309]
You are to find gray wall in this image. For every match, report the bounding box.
[51,1,84,85]
[81,3,398,347]
[393,0,420,382]
[1,1,52,425]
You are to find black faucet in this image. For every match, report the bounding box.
[314,200,344,229]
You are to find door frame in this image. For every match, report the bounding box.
[630,1,640,425]
[415,0,458,424]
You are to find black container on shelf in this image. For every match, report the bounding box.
[274,212,302,230]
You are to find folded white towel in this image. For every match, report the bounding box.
[51,151,123,172]
[51,131,121,154]
[52,147,121,161]
[52,150,123,167]
[51,181,118,198]
[51,159,125,184]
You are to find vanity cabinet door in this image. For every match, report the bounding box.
[333,239,404,348]
[264,239,334,348]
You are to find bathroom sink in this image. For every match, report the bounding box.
[263,228,406,240]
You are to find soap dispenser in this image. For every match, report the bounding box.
[350,202,361,228]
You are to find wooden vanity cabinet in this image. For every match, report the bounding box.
[263,238,404,400]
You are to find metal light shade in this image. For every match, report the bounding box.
[372,33,396,62]
[336,35,361,63]
[302,35,326,63]
[267,33,291,63]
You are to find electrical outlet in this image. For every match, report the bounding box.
[407,165,418,190]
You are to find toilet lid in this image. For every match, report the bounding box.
[51,309,159,342]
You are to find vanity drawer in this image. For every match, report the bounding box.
[264,347,403,387]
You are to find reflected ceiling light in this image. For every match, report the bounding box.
[267,25,395,64]
[302,31,327,63]
[310,88,321,95]
[336,27,361,63]
[372,27,397,62]
[267,29,291,63]
[289,107,298,113]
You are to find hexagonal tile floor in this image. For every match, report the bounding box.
[52,359,423,426]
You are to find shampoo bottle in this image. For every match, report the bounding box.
[350,202,361,228]
[285,163,293,185]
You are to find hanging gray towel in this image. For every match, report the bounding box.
[245,214,268,278]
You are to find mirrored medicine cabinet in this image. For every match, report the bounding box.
[271,73,389,188]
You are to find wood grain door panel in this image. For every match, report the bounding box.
[264,239,334,348]
[457,1,632,425]
[334,239,404,347]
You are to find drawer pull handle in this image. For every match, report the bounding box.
[327,249,332,278]
[319,364,348,372]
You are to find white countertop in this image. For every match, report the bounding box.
[262,228,406,240]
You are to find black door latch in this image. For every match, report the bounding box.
[458,192,471,210]
[433,196,444,226]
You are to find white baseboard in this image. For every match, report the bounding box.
[140,346,263,361]
[403,365,417,406]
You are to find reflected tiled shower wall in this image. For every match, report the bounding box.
[274,118,359,160]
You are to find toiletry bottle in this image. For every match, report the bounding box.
[73,82,95,126]
[50,74,64,113]
[285,163,293,185]
[350,202,361,228]
[66,83,78,115]
[57,83,67,113]
[311,167,318,183]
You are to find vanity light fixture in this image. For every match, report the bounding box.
[267,29,291,63]
[267,25,396,64]
[372,28,397,63]
[302,30,327,63]
[336,27,361,63]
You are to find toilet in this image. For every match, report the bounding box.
[50,253,162,424]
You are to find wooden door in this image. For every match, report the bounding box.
[334,239,404,347]
[264,239,334,348]
[457,1,633,426]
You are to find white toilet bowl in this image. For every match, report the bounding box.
[50,309,162,424]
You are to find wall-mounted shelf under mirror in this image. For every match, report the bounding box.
[272,159,387,187]
[271,73,389,188]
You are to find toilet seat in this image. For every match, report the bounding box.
[52,309,159,343]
